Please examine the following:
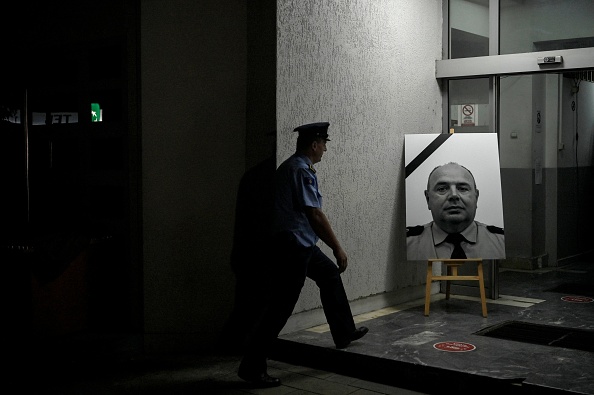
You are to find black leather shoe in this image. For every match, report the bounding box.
[238,371,281,388]
[336,326,369,349]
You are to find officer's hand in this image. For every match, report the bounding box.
[334,247,348,273]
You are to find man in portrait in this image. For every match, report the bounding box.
[406,161,505,260]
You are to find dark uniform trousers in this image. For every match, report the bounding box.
[239,232,356,375]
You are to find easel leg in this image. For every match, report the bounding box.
[424,261,432,316]
[477,262,488,317]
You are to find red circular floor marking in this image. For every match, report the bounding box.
[433,341,476,352]
[561,296,593,303]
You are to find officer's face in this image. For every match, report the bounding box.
[424,163,479,232]
[311,139,328,164]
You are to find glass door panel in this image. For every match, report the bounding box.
[449,78,491,133]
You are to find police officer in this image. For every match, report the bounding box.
[237,122,368,387]
[407,162,505,260]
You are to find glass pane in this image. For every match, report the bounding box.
[500,0,594,54]
[449,78,491,132]
[449,0,490,59]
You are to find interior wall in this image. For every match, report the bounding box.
[500,71,594,268]
[557,76,594,260]
[493,75,534,266]
[531,74,547,263]
[544,74,560,265]
[277,0,443,320]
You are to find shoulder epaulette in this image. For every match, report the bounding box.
[487,225,504,235]
[406,225,424,237]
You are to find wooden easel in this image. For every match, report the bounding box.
[424,258,487,317]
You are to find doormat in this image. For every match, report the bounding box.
[474,320,594,353]
[545,283,594,297]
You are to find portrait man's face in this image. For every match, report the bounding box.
[424,163,479,233]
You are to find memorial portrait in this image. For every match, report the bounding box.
[405,133,505,260]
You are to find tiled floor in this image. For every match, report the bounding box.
[274,260,594,395]
[26,259,593,394]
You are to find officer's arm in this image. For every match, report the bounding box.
[304,206,348,272]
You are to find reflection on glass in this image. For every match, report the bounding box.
[500,0,594,54]
[449,0,489,59]
[449,78,490,132]
[498,74,533,169]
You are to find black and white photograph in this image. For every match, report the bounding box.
[405,133,505,260]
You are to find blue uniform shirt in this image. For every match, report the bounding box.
[273,153,322,247]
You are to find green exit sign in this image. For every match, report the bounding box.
[91,103,102,122]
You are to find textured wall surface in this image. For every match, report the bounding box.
[277,0,443,313]
[141,0,247,351]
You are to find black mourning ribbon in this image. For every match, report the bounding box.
[445,233,467,259]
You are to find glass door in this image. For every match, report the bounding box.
[499,72,594,269]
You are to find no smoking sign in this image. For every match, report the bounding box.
[457,104,477,127]
[462,104,474,116]
[561,295,593,303]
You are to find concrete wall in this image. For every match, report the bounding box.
[277,0,443,329]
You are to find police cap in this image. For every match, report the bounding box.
[293,122,330,141]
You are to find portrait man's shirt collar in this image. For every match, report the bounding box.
[431,221,477,246]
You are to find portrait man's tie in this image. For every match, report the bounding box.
[445,233,467,259]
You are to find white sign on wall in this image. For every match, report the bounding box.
[457,104,477,127]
